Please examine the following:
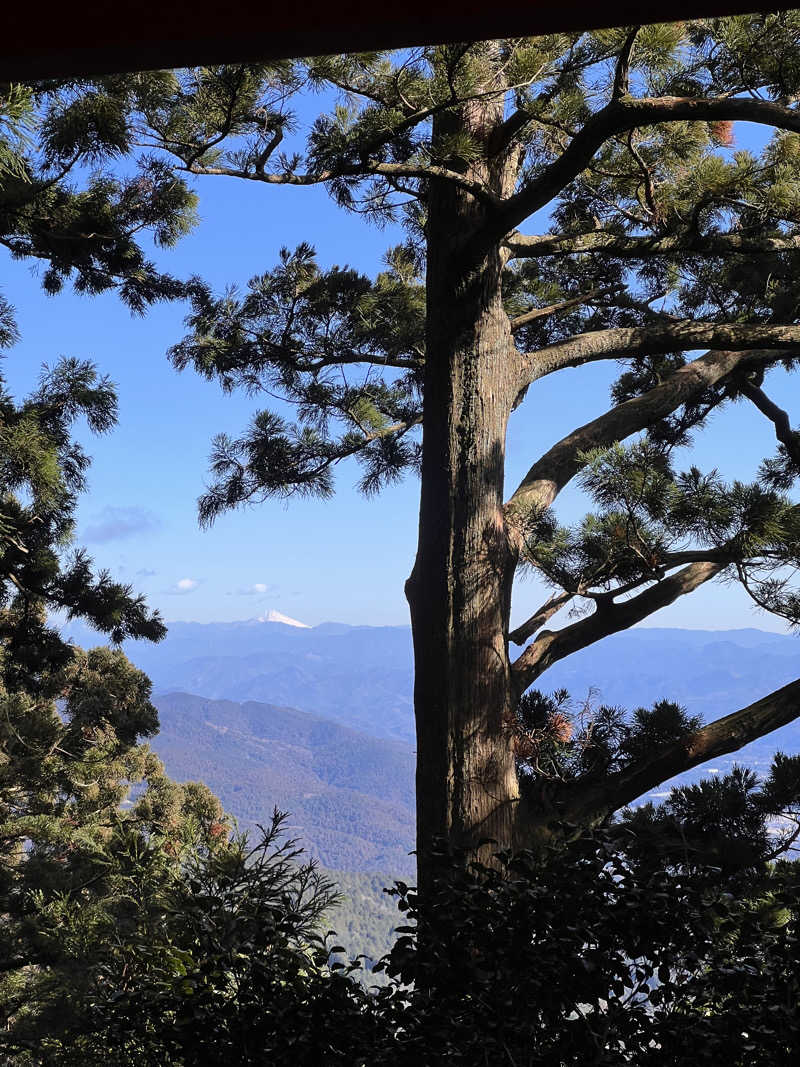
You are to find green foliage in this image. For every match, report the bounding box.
[0,259,196,1059]
[25,813,797,1066]
[516,437,800,627]
[373,829,800,1066]
[0,380,223,1054]
[510,688,703,786]
[56,811,364,1067]
[168,243,424,518]
[0,356,165,695]
[509,684,800,878]
[0,85,35,180]
[622,756,800,876]
[0,76,196,312]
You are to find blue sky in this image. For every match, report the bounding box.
[2,112,798,633]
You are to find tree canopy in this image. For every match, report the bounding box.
[78,14,800,865]
[4,22,800,1057]
[9,8,800,872]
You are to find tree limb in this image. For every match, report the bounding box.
[739,380,800,469]
[511,560,726,694]
[187,160,501,206]
[520,321,800,386]
[552,676,800,829]
[509,286,620,332]
[504,339,800,531]
[301,351,422,373]
[470,94,800,260]
[613,27,640,101]
[508,590,575,646]
[504,230,800,259]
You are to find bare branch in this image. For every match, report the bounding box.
[553,676,800,828]
[613,27,640,101]
[739,380,800,469]
[187,160,501,206]
[509,286,620,333]
[301,351,421,373]
[626,129,660,223]
[511,560,725,694]
[509,590,574,646]
[523,321,800,387]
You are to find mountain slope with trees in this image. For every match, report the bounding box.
[150,691,415,874]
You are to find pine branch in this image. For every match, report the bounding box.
[508,590,575,646]
[186,160,500,206]
[508,286,620,333]
[505,341,800,529]
[739,381,800,469]
[300,351,421,372]
[612,27,640,101]
[626,129,660,224]
[470,94,800,262]
[550,676,800,830]
[504,231,800,259]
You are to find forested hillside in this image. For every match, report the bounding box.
[319,868,400,984]
[150,692,416,875]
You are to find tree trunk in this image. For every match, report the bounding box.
[405,58,524,892]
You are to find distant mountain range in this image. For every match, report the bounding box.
[62,617,800,869]
[66,616,800,752]
[64,618,415,743]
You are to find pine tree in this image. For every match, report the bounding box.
[0,77,195,311]
[0,80,351,1062]
[17,15,800,886]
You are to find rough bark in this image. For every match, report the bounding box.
[504,231,800,260]
[522,322,800,386]
[405,50,525,889]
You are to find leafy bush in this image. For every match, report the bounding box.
[23,804,797,1067]
[376,830,800,1066]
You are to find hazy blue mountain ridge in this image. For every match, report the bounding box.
[65,619,414,743]
[65,619,800,759]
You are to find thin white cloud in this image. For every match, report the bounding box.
[166,577,201,595]
[228,581,279,597]
[82,506,161,544]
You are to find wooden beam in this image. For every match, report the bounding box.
[3,2,795,81]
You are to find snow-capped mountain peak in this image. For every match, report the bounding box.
[257,609,310,629]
